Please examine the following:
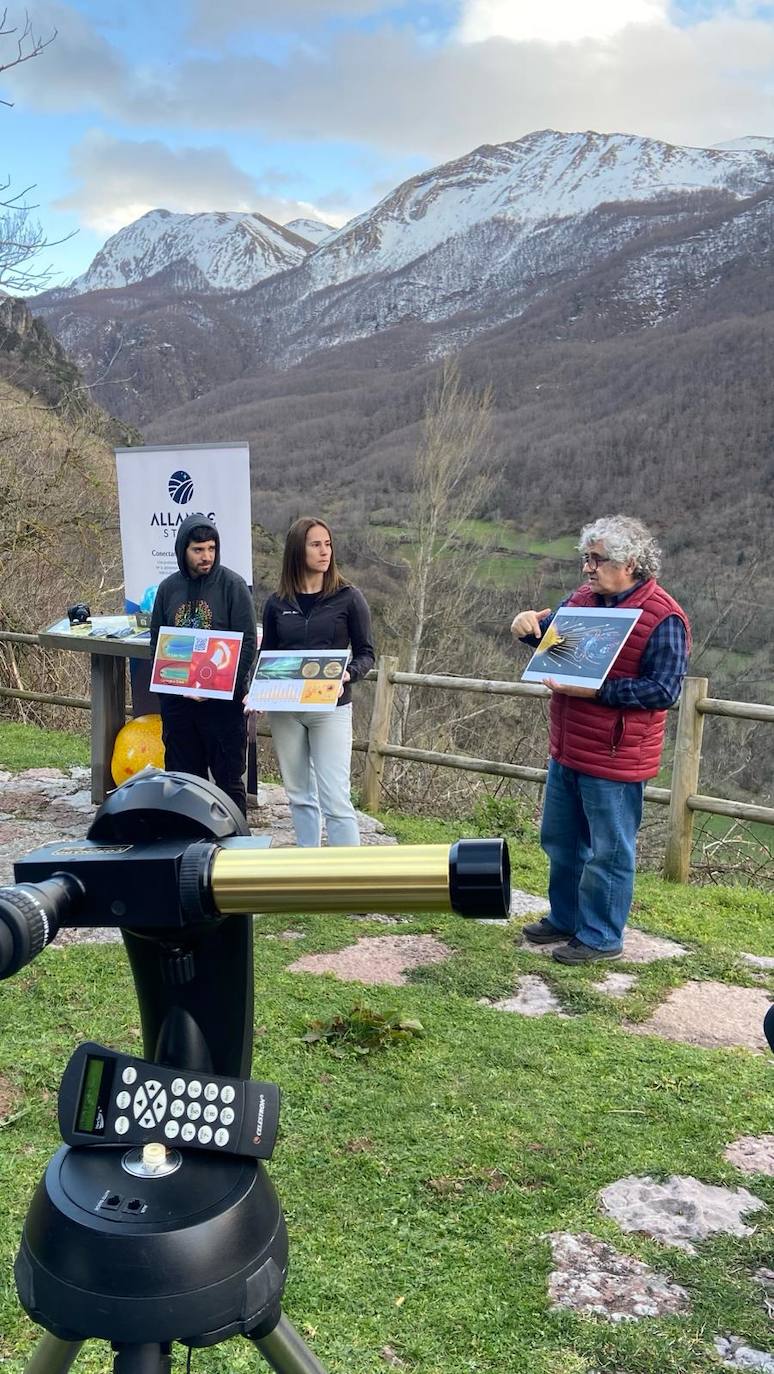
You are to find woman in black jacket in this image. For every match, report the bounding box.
[260,517,375,846]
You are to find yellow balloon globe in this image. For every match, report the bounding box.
[111,714,165,785]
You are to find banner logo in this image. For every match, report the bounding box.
[168,470,194,505]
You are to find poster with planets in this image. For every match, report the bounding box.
[245,650,351,712]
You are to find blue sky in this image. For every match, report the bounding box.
[2,0,773,287]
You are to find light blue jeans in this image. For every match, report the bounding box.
[267,704,360,847]
[540,758,644,951]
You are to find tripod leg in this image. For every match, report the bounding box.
[23,1335,84,1374]
[252,1314,330,1374]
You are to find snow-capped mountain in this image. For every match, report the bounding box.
[66,209,315,295]
[302,129,774,291]
[284,217,334,243]
[31,129,774,426]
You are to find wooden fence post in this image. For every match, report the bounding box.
[663,675,709,883]
[362,654,398,813]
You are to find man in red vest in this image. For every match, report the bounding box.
[511,515,690,965]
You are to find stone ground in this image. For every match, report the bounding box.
[3,766,774,1357]
[599,1175,768,1253]
[631,980,772,1054]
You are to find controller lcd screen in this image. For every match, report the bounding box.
[76,1056,113,1134]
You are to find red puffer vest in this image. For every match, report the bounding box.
[547,579,691,782]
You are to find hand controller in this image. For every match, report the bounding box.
[58,1042,280,1159]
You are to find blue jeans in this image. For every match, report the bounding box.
[267,704,360,847]
[540,759,644,951]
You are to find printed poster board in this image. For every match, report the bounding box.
[245,650,349,712]
[522,607,642,689]
[115,443,252,614]
[151,627,244,700]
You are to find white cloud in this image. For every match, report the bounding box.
[6,2,774,172]
[458,0,669,44]
[53,131,341,233]
[189,0,392,37]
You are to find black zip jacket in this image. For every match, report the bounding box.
[149,512,258,696]
[261,585,375,706]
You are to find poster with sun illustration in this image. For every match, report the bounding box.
[151,627,244,699]
[522,607,642,689]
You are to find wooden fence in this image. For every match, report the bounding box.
[358,656,774,884]
[1,634,773,883]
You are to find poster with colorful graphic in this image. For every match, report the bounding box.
[245,650,350,712]
[522,607,642,689]
[151,627,244,699]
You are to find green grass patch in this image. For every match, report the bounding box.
[1,730,774,1372]
[1,910,774,1374]
[0,721,89,771]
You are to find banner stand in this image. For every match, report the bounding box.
[115,442,257,800]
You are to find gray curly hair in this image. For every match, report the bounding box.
[578,515,662,579]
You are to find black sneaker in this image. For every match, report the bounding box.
[522,918,571,945]
[552,938,622,965]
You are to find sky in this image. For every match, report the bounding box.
[2,0,774,287]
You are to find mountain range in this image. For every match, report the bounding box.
[18,127,774,794]
[31,128,774,429]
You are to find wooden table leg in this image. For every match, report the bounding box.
[90,654,126,804]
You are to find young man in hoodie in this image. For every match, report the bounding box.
[149,513,257,816]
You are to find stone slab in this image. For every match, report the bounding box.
[715,1336,774,1371]
[631,980,771,1052]
[482,975,569,1018]
[600,1174,767,1252]
[288,934,453,987]
[724,1136,774,1177]
[547,1231,690,1321]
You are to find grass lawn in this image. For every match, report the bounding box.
[1,801,774,1373]
[0,721,90,771]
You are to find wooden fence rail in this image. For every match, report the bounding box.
[1,634,772,882]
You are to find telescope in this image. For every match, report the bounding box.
[0,770,510,1374]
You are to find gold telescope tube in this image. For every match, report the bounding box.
[209,839,510,918]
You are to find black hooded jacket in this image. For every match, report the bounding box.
[149,512,257,695]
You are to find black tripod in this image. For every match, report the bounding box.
[0,771,510,1374]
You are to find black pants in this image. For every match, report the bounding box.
[160,696,248,817]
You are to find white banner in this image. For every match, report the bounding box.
[115,443,252,613]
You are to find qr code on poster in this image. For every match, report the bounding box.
[193,635,209,653]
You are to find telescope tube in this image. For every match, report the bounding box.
[209,838,510,919]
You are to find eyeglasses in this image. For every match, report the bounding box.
[581,552,612,570]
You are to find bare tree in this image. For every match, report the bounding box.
[0,10,67,293]
[388,360,495,745]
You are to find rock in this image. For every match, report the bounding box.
[483,975,568,1017]
[600,1175,767,1252]
[592,973,637,998]
[631,980,771,1052]
[714,1336,774,1370]
[742,955,774,971]
[18,767,67,780]
[546,1231,690,1321]
[754,1268,774,1319]
[288,934,453,987]
[509,890,550,918]
[50,790,96,815]
[724,1136,774,1177]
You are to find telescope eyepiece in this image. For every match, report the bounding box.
[449,839,511,919]
[0,875,81,979]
